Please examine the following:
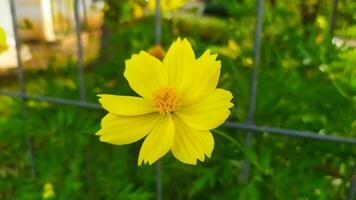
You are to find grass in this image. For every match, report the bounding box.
[0,0,355,199]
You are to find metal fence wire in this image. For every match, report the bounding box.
[0,0,355,199]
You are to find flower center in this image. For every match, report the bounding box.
[153,87,180,114]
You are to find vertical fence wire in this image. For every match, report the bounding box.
[81,0,88,29]
[240,0,264,183]
[9,0,36,178]
[329,0,339,37]
[155,0,162,45]
[73,0,94,197]
[74,0,86,101]
[328,1,356,198]
[347,165,356,200]
[155,162,162,200]
[154,1,163,200]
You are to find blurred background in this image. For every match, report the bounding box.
[0,0,355,199]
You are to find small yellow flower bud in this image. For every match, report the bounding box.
[148,45,166,60]
[243,57,253,68]
[42,182,55,199]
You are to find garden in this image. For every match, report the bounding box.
[0,0,356,199]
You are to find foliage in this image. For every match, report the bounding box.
[0,0,355,199]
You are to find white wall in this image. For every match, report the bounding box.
[15,0,56,41]
[0,0,14,39]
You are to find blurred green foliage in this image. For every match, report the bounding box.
[1,0,356,199]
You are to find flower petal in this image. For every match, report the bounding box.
[171,116,214,165]
[163,38,195,87]
[138,114,175,165]
[97,113,160,145]
[178,50,221,105]
[148,0,187,11]
[176,89,233,130]
[124,51,168,99]
[98,94,154,116]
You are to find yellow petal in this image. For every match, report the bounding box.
[163,38,195,87]
[0,27,8,53]
[148,0,188,11]
[97,113,160,145]
[171,116,214,165]
[124,51,168,99]
[138,114,175,165]
[98,94,154,116]
[176,89,233,130]
[178,50,221,105]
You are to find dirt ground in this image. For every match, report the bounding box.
[0,30,101,77]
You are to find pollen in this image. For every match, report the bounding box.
[153,87,180,114]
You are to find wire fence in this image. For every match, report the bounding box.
[0,0,355,199]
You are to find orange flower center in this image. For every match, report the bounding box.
[153,87,180,114]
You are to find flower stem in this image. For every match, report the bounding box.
[213,129,262,171]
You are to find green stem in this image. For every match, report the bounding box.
[213,129,244,151]
[213,129,262,171]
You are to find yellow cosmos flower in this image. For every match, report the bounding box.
[148,0,188,11]
[96,38,233,165]
[0,27,8,54]
[132,2,144,19]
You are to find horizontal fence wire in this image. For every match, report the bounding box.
[1,91,355,145]
[224,122,356,145]
[0,91,101,109]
